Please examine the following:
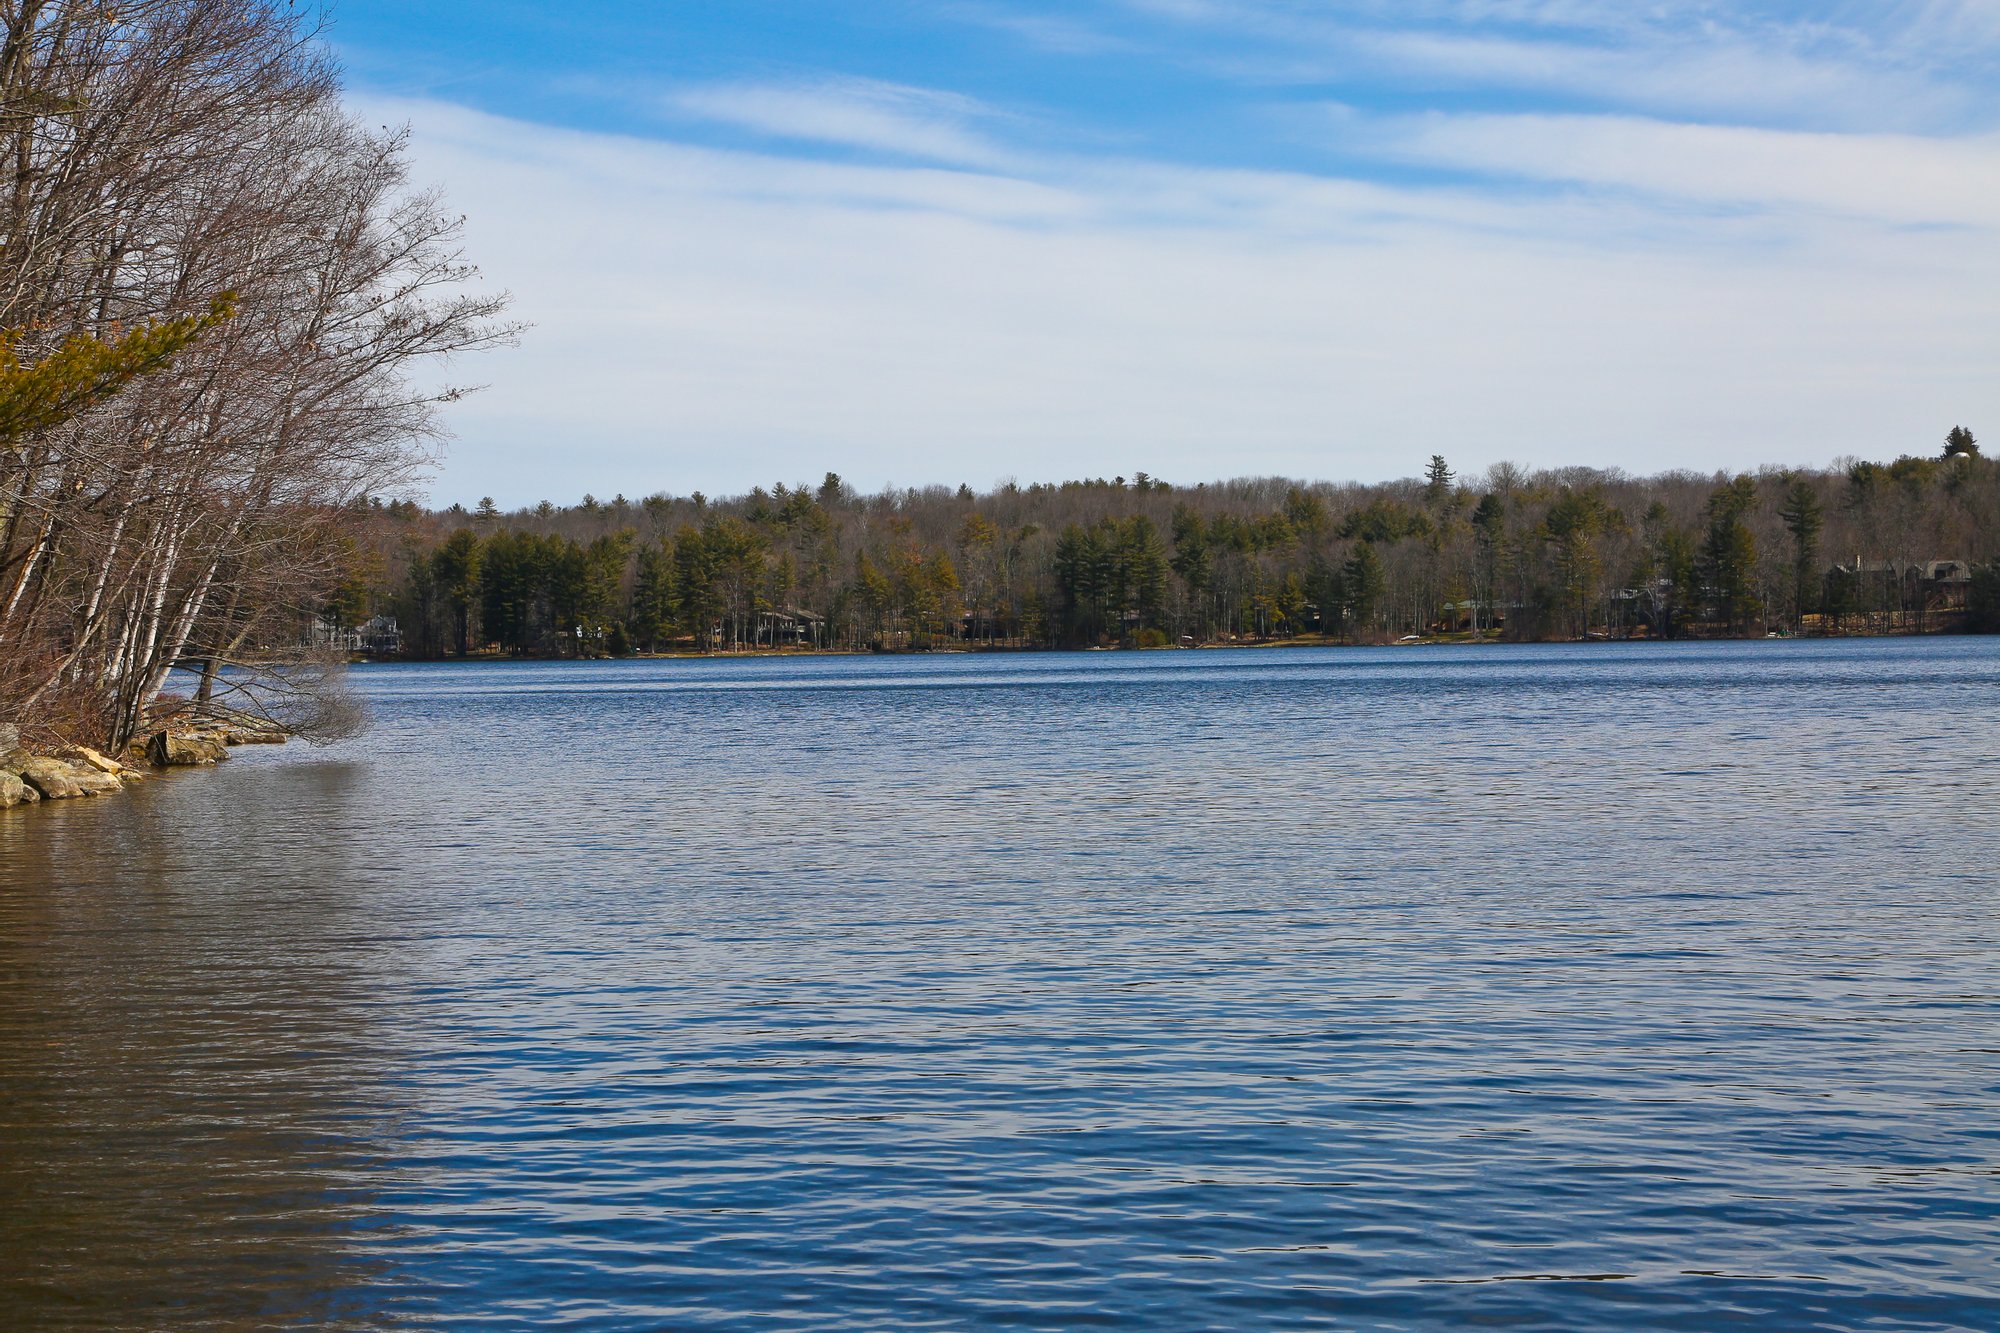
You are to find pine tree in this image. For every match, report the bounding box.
[1470,493,1505,637]
[1777,479,1823,629]
[1541,489,1606,637]
[1701,475,1762,632]
[1423,455,1455,506]
[1343,541,1386,639]
[432,529,483,655]
[1122,515,1170,631]
[631,539,678,651]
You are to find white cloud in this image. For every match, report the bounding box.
[1343,29,1975,129]
[668,78,1020,170]
[370,97,2000,506]
[1371,113,2000,227]
[1112,0,2000,131]
[941,4,1139,55]
[1893,0,2000,47]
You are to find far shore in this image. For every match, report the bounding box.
[340,621,1986,666]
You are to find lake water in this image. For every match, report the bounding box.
[2,640,1997,1331]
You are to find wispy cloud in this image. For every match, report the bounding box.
[668,78,1022,169]
[334,4,2000,500]
[1108,0,2000,131]
[1343,29,1974,129]
[940,3,1139,55]
[1365,113,2000,228]
[373,94,2000,505]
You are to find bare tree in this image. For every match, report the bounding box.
[0,0,513,748]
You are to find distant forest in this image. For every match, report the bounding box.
[336,433,2000,657]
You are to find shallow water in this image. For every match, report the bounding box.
[2,639,1997,1331]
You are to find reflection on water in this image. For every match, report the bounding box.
[2,639,1998,1331]
[0,764,405,1332]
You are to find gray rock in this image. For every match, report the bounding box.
[0,722,19,761]
[15,756,120,799]
[146,731,229,767]
[69,745,124,776]
[70,765,122,796]
[0,770,27,808]
[15,756,91,799]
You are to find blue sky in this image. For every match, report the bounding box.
[331,1,2000,506]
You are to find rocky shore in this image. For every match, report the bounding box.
[0,713,287,810]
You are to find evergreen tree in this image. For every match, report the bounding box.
[432,529,483,655]
[1054,523,1108,645]
[1343,541,1387,639]
[1121,515,1170,632]
[1777,479,1824,629]
[1169,505,1213,634]
[1639,502,1697,639]
[853,550,894,644]
[631,538,678,651]
[479,530,555,655]
[1283,486,1329,540]
[674,525,724,650]
[1423,455,1454,507]
[704,518,767,648]
[1471,493,1505,636]
[1701,475,1762,631]
[1969,559,2000,632]
[1541,489,1606,637]
[572,532,635,653]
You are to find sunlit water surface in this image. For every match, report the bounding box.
[3,640,1997,1331]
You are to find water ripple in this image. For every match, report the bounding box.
[2,639,1997,1330]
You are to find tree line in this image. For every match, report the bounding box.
[350,437,2000,659]
[0,1,508,749]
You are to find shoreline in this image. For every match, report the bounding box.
[0,713,287,813]
[354,621,1986,666]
